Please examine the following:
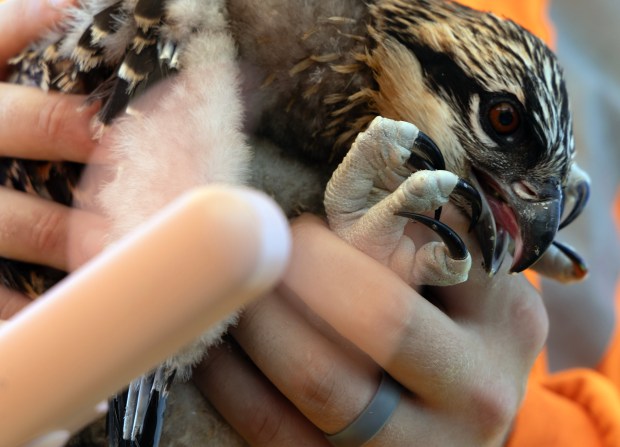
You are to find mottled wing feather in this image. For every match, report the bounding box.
[0,262,66,299]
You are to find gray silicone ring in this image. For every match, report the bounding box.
[325,372,402,447]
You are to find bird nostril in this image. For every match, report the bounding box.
[512,180,538,201]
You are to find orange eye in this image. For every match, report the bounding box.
[488,102,520,134]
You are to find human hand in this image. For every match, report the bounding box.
[0,187,292,447]
[194,208,548,446]
[0,0,108,319]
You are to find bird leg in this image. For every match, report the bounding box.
[325,116,482,286]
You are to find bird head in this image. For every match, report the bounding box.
[366,0,579,274]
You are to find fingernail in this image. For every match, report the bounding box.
[64,400,109,435]
[234,188,292,294]
[93,400,108,417]
[23,430,71,447]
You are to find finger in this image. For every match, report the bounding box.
[0,187,292,446]
[230,291,380,435]
[194,339,331,447]
[0,188,107,271]
[195,338,511,447]
[225,292,461,445]
[279,215,527,443]
[0,85,101,163]
[430,265,548,373]
[282,214,468,399]
[0,0,72,75]
[0,286,32,319]
[421,206,548,364]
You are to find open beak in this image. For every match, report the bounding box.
[470,173,563,275]
[508,181,562,272]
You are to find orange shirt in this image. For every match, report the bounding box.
[455,1,620,445]
[457,0,554,46]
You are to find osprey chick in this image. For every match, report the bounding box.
[6,0,589,445]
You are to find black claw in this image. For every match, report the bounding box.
[406,131,446,172]
[552,240,588,279]
[559,181,590,230]
[451,178,482,232]
[407,155,435,172]
[395,211,469,260]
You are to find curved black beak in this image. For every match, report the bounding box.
[508,180,562,273]
[469,175,562,275]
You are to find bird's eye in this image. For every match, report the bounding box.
[488,102,520,135]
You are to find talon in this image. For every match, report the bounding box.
[551,240,588,279]
[432,179,482,234]
[467,174,511,275]
[451,178,482,231]
[407,155,435,172]
[434,206,442,221]
[559,181,590,230]
[395,211,469,260]
[406,131,446,172]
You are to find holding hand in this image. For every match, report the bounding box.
[195,210,548,446]
[0,2,549,446]
[0,0,107,318]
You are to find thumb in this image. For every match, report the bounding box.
[0,186,291,446]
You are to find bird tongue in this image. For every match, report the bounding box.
[471,169,562,274]
[486,195,519,240]
[486,194,523,267]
